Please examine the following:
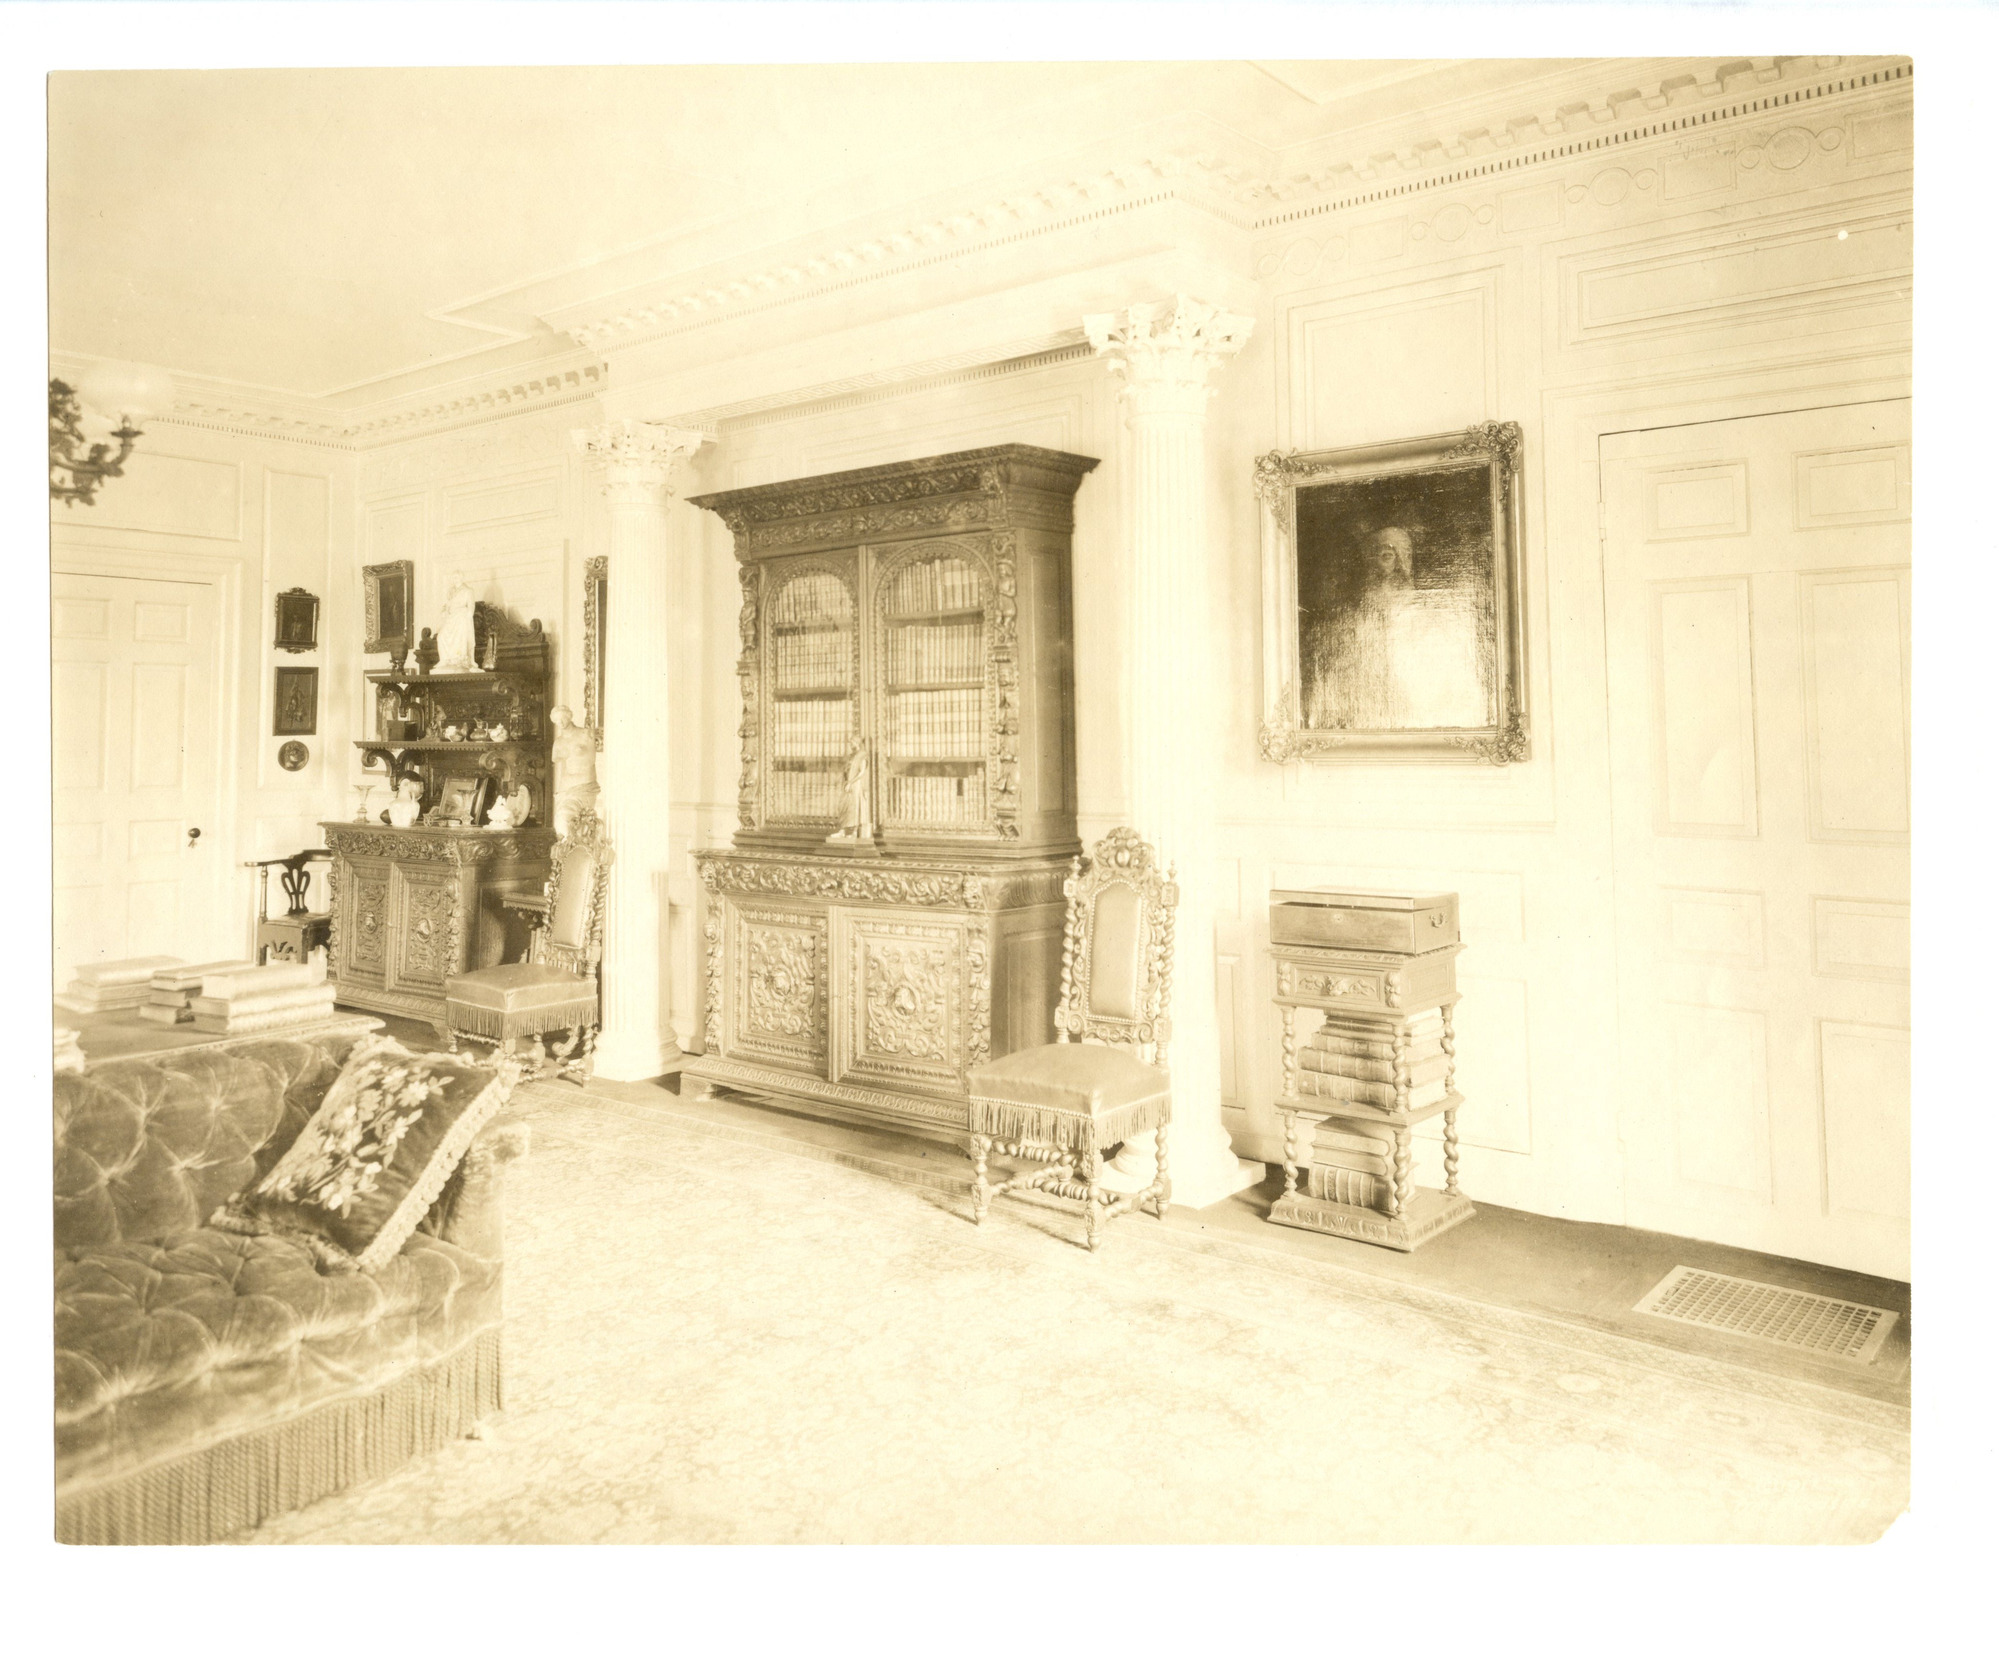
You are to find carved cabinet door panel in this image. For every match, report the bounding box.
[724,898,830,1076]
[832,909,970,1098]
[391,864,466,990]
[339,859,392,987]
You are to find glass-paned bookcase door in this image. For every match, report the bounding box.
[881,554,987,830]
[767,569,856,823]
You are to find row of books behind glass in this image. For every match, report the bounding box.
[884,558,980,617]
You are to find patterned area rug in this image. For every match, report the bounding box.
[240,1084,1908,1544]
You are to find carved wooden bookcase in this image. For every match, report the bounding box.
[686,445,1097,1138]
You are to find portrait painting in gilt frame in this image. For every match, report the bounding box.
[362,559,415,656]
[1255,422,1527,765]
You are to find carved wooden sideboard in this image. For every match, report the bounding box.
[692,849,1070,1139]
[321,822,555,1031]
[685,444,1098,1135]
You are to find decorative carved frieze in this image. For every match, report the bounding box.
[695,850,1067,913]
[321,824,558,866]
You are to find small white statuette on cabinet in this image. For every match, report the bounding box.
[825,738,877,846]
[435,576,481,673]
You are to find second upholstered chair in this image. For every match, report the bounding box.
[443,808,611,1083]
[965,827,1177,1249]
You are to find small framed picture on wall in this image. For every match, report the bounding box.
[274,587,319,652]
[273,666,319,736]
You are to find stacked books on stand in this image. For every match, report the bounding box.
[1305,1116,1396,1208]
[189,959,336,1035]
[140,960,259,1025]
[1294,1009,1451,1111]
[55,956,185,1016]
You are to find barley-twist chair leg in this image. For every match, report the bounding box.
[1148,1121,1172,1219]
[577,1024,597,1085]
[1083,1144,1106,1251]
[970,1134,992,1224]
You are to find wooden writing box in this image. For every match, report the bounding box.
[1269,888,1458,956]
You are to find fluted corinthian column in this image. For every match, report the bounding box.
[1084,297,1264,1208]
[571,419,710,1082]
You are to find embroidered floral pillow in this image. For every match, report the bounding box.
[212,1034,517,1272]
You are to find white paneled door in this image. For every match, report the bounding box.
[52,571,225,990]
[1602,401,1910,1281]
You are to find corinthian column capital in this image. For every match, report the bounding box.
[1083,296,1253,415]
[572,420,710,505]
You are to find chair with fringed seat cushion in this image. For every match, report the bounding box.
[965,827,1178,1249]
[443,808,611,1082]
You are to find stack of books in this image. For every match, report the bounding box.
[189,959,336,1035]
[1293,1009,1451,1111]
[1305,1116,1396,1208]
[55,956,185,1016]
[140,960,258,1025]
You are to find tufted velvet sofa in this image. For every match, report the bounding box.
[54,1027,528,1544]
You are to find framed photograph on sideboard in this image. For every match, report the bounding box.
[1254,421,1527,765]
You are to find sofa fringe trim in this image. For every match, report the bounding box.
[55,1326,502,1546]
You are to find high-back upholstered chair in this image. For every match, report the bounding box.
[443,808,612,1083]
[965,827,1177,1249]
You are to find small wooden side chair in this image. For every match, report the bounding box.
[965,827,1178,1249]
[248,849,333,964]
[442,808,612,1083]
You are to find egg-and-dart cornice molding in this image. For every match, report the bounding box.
[123,56,1907,454]
[561,57,1908,360]
[149,361,613,453]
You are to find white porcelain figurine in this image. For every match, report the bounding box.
[550,705,599,832]
[435,576,481,673]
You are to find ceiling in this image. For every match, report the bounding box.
[48,60,1584,404]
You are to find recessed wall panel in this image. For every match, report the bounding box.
[54,661,108,790]
[53,597,109,638]
[132,601,190,642]
[1661,887,1765,967]
[1646,464,1748,540]
[1651,581,1759,835]
[1801,572,1909,840]
[129,663,187,789]
[1666,1002,1772,1197]
[1812,898,1910,982]
[1292,279,1494,451]
[1819,1020,1910,1220]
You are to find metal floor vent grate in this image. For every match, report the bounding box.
[1633,1266,1898,1363]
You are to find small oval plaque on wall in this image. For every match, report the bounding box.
[277,740,309,772]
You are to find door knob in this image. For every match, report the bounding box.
[186,827,202,846]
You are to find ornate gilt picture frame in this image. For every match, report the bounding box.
[1255,421,1527,765]
[362,558,415,656]
[583,555,606,750]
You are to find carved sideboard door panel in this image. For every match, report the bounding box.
[833,910,968,1100]
[726,903,830,1076]
[393,864,464,990]
[692,848,1067,1140]
[340,859,392,988]
[322,822,553,1030]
